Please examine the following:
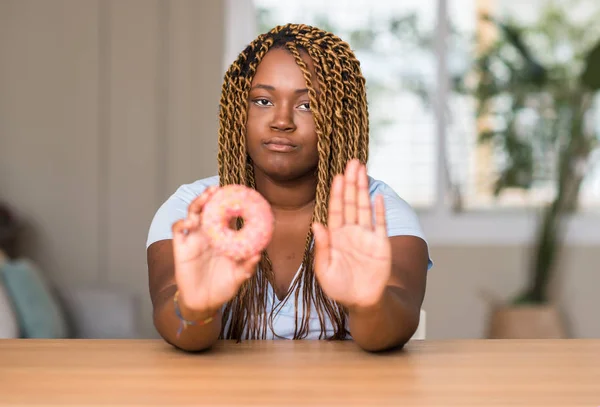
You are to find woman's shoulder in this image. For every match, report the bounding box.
[366,175,425,236]
[367,176,410,206]
[171,175,220,203]
[367,176,393,195]
[146,175,219,248]
[367,175,433,269]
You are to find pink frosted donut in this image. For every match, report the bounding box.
[200,185,274,261]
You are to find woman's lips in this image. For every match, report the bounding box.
[263,137,297,152]
[264,143,296,152]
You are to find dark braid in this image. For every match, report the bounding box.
[217,23,369,340]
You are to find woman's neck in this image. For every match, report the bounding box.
[253,169,317,212]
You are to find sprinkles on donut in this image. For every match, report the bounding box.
[201,185,274,261]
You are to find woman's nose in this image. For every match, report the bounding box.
[270,105,296,132]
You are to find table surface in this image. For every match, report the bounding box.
[1,339,599,406]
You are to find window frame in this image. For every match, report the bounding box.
[225,0,600,246]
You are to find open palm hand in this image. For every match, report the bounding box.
[172,186,260,312]
[312,159,391,309]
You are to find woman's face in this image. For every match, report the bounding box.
[245,47,320,183]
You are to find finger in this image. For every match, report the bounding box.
[357,164,372,228]
[328,174,344,229]
[311,222,330,280]
[172,218,199,241]
[374,194,388,237]
[171,219,205,261]
[188,186,219,220]
[343,159,359,225]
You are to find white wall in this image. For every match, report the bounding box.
[0,0,223,337]
[424,245,600,339]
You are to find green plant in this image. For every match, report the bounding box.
[454,1,600,304]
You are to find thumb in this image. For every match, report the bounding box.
[311,222,330,280]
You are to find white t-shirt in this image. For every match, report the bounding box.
[146,175,432,339]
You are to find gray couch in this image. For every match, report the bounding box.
[57,285,142,339]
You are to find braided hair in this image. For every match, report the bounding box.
[218,23,369,340]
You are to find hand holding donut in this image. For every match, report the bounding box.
[312,159,392,310]
[172,185,274,314]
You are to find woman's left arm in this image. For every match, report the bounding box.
[312,158,430,352]
[347,235,429,352]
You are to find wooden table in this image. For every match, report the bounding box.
[1,339,599,406]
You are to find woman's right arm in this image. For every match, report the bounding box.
[147,240,221,352]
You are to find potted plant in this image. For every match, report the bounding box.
[453,2,600,338]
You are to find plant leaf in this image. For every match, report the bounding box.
[482,15,548,87]
[478,130,496,143]
[581,40,600,90]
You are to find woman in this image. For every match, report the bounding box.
[146,23,432,352]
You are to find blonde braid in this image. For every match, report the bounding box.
[217,23,370,340]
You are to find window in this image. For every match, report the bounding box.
[448,0,600,211]
[224,0,600,244]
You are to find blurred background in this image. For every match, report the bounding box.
[0,0,598,340]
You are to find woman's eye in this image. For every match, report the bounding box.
[298,102,310,111]
[253,98,272,107]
